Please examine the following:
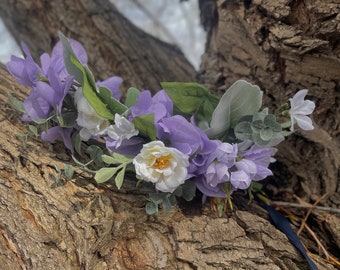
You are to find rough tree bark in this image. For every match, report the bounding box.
[0,0,339,269]
[199,0,340,206]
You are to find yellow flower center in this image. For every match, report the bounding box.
[153,155,171,170]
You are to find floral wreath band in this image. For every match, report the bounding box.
[7,32,315,215]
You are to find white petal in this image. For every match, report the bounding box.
[295,115,314,130]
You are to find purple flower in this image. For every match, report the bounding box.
[7,39,87,87]
[105,136,144,157]
[240,144,277,181]
[130,90,173,123]
[156,115,204,155]
[195,175,228,198]
[7,42,42,87]
[215,142,238,166]
[47,39,88,80]
[22,68,73,121]
[41,126,74,152]
[205,162,230,187]
[230,170,251,189]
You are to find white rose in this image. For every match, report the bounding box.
[107,114,139,147]
[74,88,110,140]
[133,141,189,193]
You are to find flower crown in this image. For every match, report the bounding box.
[7,32,315,215]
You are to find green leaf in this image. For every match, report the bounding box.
[54,164,62,183]
[132,114,156,141]
[181,181,196,201]
[111,152,133,163]
[260,128,273,141]
[162,196,172,211]
[234,121,252,141]
[58,31,84,84]
[57,111,77,128]
[161,82,219,121]
[94,167,120,183]
[58,31,126,119]
[206,80,263,138]
[251,120,264,133]
[8,94,25,113]
[64,164,75,179]
[87,145,104,166]
[101,154,117,165]
[98,86,127,115]
[115,167,125,189]
[71,131,82,155]
[145,201,158,215]
[125,87,140,107]
[252,133,268,146]
[70,57,114,119]
[27,125,38,137]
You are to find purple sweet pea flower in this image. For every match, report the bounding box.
[48,39,88,80]
[7,42,41,87]
[130,90,173,123]
[7,39,87,87]
[215,142,238,166]
[156,115,204,155]
[205,162,230,188]
[230,170,251,189]
[240,144,277,181]
[22,68,73,121]
[195,175,228,198]
[41,126,74,153]
[105,136,144,157]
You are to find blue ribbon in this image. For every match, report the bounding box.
[256,196,318,270]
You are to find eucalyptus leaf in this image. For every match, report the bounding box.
[71,131,82,156]
[234,121,252,141]
[162,196,172,212]
[145,201,158,215]
[206,80,263,138]
[94,167,120,183]
[87,145,104,166]
[28,125,38,137]
[115,167,125,189]
[181,181,196,201]
[101,154,117,165]
[8,94,25,113]
[260,128,274,141]
[64,164,75,179]
[111,152,133,163]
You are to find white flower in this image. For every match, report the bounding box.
[107,114,139,147]
[289,89,315,131]
[133,141,189,193]
[74,88,110,140]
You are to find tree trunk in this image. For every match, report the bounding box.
[0,0,339,269]
[0,0,196,91]
[199,0,340,207]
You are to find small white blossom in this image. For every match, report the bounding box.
[107,114,139,147]
[74,88,110,140]
[133,141,189,193]
[289,89,315,131]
